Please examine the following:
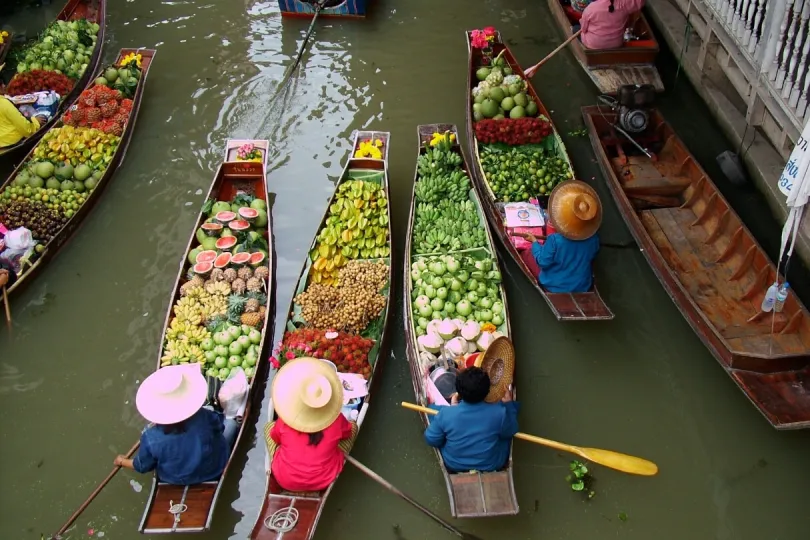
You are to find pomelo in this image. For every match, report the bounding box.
[196,227,207,244]
[249,252,266,267]
[513,92,529,108]
[46,178,61,190]
[525,101,538,116]
[36,162,55,179]
[193,261,214,276]
[229,219,250,231]
[488,87,505,103]
[214,253,232,269]
[253,209,268,228]
[188,248,203,265]
[476,67,491,81]
[196,250,218,264]
[250,198,267,211]
[215,210,236,225]
[231,252,251,266]
[211,201,231,216]
[216,236,238,251]
[201,236,218,251]
[238,207,259,222]
[480,99,498,119]
[509,106,526,119]
[501,97,515,111]
[73,164,92,182]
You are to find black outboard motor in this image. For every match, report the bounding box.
[615,84,656,134]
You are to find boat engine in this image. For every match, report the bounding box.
[615,84,656,133]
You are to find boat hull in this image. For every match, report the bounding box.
[583,105,810,429]
[278,0,369,18]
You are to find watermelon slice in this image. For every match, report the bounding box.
[195,250,218,264]
[193,261,214,276]
[249,252,266,267]
[229,219,250,232]
[231,252,252,266]
[238,207,259,222]
[201,222,223,236]
[215,211,236,225]
[216,236,238,251]
[214,253,232,269]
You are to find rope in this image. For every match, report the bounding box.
[168,500,187,527]
[264,505,300,532]
[674,18,693,88]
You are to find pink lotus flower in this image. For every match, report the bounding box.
[483,26,496,36]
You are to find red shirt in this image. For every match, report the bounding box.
[270,415,353,491]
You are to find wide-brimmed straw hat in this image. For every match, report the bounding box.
[474,336,515,403]
[136,363,208,425]
[548,180,603,240]
[272,357,344,433]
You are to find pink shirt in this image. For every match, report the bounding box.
[580,0,645,50]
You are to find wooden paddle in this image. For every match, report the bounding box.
[50,441,140,539]
[2,286,10,326]
[401,402,658,476]
[524,29,582,78]
[344,454,484,540]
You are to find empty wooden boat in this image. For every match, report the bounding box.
[278,0,370,18]
[465,30,614,321]
[0,0,106,156]
[404,123,518,518]
[546,0,662,93]
[249,130,393,540]
[583,105,810,429]
[1,48,154,299]
[139,157,276,533]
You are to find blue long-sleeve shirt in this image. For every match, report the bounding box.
[133,408,229,485]
[531,233,599,293]
[424,401,520,472]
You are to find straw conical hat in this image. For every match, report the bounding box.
[136,363,208,425]
[474,336,515,403]
[548,180,603,240]
[272,357,344,433]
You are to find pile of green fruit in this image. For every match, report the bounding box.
[202,323,262,381]
[94,63,141,99]
[9,160,102,196]
[2,184,88,218]
[479,145,574,201]
[310,179,390,286]
[472,68,540,120]
[413,200,486,254]
[414,146,468,203]
[12,19,99,79]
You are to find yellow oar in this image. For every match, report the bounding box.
[401,402,658,477]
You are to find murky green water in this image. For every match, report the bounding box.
[2,0,810,539]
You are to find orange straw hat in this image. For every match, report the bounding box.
[547,180,603,240]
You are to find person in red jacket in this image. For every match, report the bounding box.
[264,357,357,492]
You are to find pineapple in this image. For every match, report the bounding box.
[237,267,253,281]
[180,275,205,296]
[254,266,269,282]
[210,268,225,282]
[223,268,238,283]
[240,311,263,328]
[227,294,248,323]
[245,298,260,313]
[246,277,262,293]
[231,278,246,295]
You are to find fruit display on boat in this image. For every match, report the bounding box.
[162,192,271,381]
[6,70,75,97]
[309,178,389,285]
[92,52,142,99]
[275,328,374,377]
[9,18,100,85]
[63,85,134,136]
[468,29,575,202]
[33,126,120,170]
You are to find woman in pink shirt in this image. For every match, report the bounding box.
[580,0,645,50]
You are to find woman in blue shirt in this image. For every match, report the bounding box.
[114,364,243,485]
[518,180,602,293]
[424,367,520,473]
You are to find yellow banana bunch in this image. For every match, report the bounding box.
[205,281,231,296]
[161,339,206,367]
[166,317,210,343]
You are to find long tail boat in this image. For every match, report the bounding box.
[139,155,276,532]
[249,130,393,540]
[464,30,614,321]
[0,0,106,156]
[582,105,810,429]
[545,0,662,93]
[404,123,519,518]
[278,0,369,18]
[1,48,154,299]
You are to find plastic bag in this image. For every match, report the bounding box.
[0,227,35,274]
[218,367,248,418]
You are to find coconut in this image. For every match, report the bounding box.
[476,331,495,352]
[426,320,442,338]
[437,319,458,340]
[417,333,443,354]
[444,337,468,357]
[460,320,481,341]
[467,341,477,354]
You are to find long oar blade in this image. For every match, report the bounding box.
[401,402,658,477]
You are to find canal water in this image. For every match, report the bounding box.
[1,0,809,539]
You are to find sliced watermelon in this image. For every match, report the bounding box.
[238,207,259,222]
[193,261,214,276]
[216,236,238,251]
[231,252,252,266]
[214,252,232,269]
[215,211,237,225]
[229,219,250,231]
[201,222,223,236]
[249,252,266,267]
[195,250,218,264]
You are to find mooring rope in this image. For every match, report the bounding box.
[264,505,300,532]
[168,500,188,526]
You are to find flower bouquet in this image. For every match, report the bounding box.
[354,138,384,159]
[236,142,263,163]
[470,27,497,63]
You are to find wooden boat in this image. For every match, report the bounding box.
[278,0,369,18]
[139,157,276,533]
[223,138,270,176]
[464,31,614,321]
[546,0,662,93]
[0,0,106,157]
[582,105,810,429]
[2,48,154,299]
[403,123,519,518]
[249,130,393,540]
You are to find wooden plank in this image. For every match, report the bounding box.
[251,495,323,540]
[143,483,216,532]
